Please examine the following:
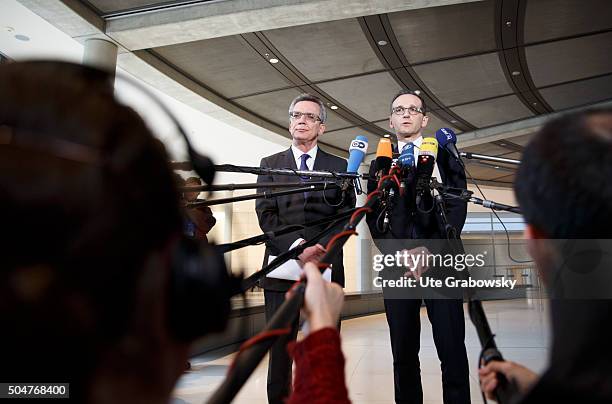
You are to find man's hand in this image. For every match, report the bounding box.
[479,360,538,401]
[286,262,344,334]
[402,246,431,280]
[298,242,326,265]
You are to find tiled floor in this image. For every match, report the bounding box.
[173,298,550,404]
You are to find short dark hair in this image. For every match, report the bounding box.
[390,89,427,115]
[514,108,612,238]
[288,93,327,123]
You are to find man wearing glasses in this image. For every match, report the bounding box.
[255,93,356,404]
[366,90,470,403]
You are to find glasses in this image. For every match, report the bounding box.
[289,111,322,123]
[392,105,424,116]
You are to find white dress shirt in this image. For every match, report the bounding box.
[291,144,318,170]
[288,144,318,251]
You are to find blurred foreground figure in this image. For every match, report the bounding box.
[480,108,612,403]
[0,61,351,404]
[0,61,189,403]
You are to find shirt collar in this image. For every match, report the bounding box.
[291,144,318,162]
[398,135,423,153]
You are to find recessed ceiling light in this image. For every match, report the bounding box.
[494,166,500,169]
[15,34,30,41]
[269,58,279,64]
[499,142,506,146]
[377,40,387,46]
[330,105,338,110]
[511,71,520,76]
[4,26,15,33]
[450,120,458,124]
[413,90,421,95]
[384,134,391,138]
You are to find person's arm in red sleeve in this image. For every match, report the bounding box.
[284,263,350,404]
[287,327,349,404]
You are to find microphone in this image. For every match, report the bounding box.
[375,138,393,179]
[347,136,368,173]
[397,143,415,196]
[416,137,438,204]
[341,136,369,194]
[435,127,460,162]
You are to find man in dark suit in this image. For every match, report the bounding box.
[255,93,356,403]
[366,89,470,404]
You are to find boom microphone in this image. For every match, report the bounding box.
[435,127,460,162]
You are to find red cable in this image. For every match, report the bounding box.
[350,206,372,223]
[229,328,292,372]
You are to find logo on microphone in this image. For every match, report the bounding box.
[441,128,453,140]
[350,140,367,149]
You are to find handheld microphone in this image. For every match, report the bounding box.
[435,127,460,162]
[375,138,393,179]
[416,137,438,204]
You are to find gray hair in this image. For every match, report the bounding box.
[288,93,327,123]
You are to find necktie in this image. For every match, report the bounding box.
[300,154,311,200]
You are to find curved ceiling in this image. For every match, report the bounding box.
[62,0,612,185]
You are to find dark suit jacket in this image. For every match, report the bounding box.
[366,143,468,253]
[256,147,356,291]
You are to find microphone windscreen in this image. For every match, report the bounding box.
[419,137,439,159]
[375,138,393,174]
[435,127,457,148]
[397,143,415,168]
[347,135,368,173]
[376,137,393,159]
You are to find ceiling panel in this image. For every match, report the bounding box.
[322,128,381,152]
[234,88,353,130]
[524,0,612,44]
[498,151,523,160]
[539,74,612,111]
[464,162,514,181]
[154,35,296,99]
[423,112,463,135]
[389,0,496,64]
[526,31,612,87]
[263,19,384,82]
[463,143,516,157]
[451,95,534,128]
[413,53,513,106]
[85,0,167,14]
[490,173,515,184]
[317,71,402,121]
[508,134,535,147]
